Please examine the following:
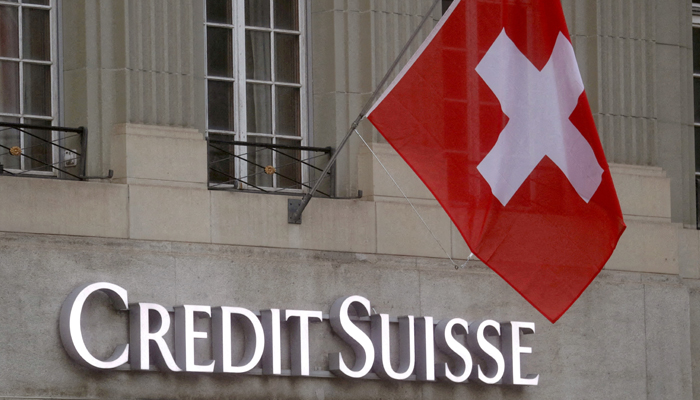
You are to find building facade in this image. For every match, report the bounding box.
[0,0,697,399]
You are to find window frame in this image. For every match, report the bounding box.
[693,2,700,227]
[204,0,310,192]
[0,0,60,175]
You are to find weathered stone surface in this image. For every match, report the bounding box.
[0,233,694,399]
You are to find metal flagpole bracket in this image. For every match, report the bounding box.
[288,199,303,224]
[287,0,442,224]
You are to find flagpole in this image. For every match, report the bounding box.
[288,0,443,224]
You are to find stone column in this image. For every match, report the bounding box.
[62,0,203,177]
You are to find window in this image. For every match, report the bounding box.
[0,0,58,174]
[694,3,700,226]
[442,0,453,14]
[206,0,308,191]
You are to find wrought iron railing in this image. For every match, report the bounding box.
[0,122,89,180]
[207,134,335,197]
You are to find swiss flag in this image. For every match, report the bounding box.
[367,0,626,322]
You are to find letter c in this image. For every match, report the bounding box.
[59,282,129,369]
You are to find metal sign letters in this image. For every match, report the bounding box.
[59,282,539,386]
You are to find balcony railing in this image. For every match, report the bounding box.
[207,134,335,197]
[0,122,88,180]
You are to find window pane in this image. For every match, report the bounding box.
[695,28,700,74]
[695,77,700,123]
[23,63,51,116]
[208,80,234,131]
[0,61,20,114]
[208,133,236,185]
[696,126,700,173]
[246,30,271,81]
[246,136,273,187]
[442,0,454,14]
[22,8,51,61]
[276,86,300,136]
[24,118,52,171]
[0,6,19,58]
[274,0,298,30]
[245,0,270,27]
[697,175,700,228]
[276,138,301,189]
[246,83,271,133]
[207,27,233,77]
[206,0,232,24]
[23,0,50,5]
[0,116,20,170]
[275,33,299,83]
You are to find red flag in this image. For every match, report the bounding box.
[367,0,626,323]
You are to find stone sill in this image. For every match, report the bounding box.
[0,172,686,276]
[0,123,686,276]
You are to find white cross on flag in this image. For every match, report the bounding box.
[367,0,626,322]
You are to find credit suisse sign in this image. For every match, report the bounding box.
[59,282,539,385]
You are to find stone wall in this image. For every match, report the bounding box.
[560,0,695,225]
[0,232,693,399]
[4,1,696,398]
[60,0,697,222]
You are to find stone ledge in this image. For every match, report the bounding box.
[606,216,680,274]
[111,123,208,188]
[0,176,128,238]
[112,123,204,141]
[0,147,690,276]
[610,163,672,219]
